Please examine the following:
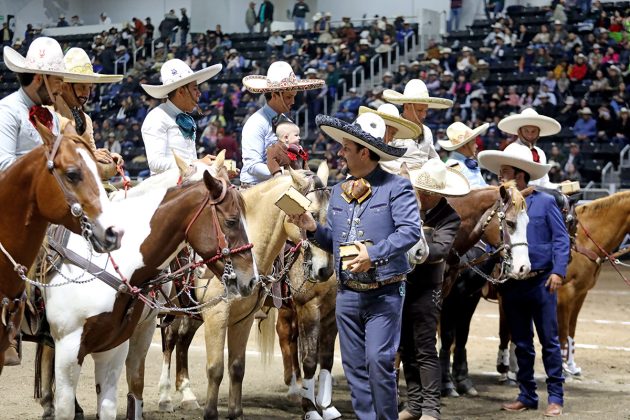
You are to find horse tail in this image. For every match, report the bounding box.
[257,307,277,366]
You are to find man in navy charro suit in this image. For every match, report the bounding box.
[479,142,570,418]
[290,112,423,420]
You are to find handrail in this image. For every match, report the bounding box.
[404,31,415,58]
[620,144,630,167]
[294,104,308,139]
[338,78,347,99]
[114,56,127,75]
[601,161,614,184]
[352,66,364,90]
[133,45,144,67]
[370,54,381,90]
[151,38,159,58]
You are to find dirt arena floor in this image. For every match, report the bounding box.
[1,265,629,419]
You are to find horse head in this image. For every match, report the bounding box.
[34,121,123,252]
[284,164,334,282]
[480,182,531,279]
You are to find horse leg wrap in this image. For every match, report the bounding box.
[301,378,317,407]
[316,369,332,408]
[563,336,582,376]
[496,347,509,374]
[125,393,143,420]
[508,342,519,374]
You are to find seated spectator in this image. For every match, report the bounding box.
[532,24,551,46]
[551,20,568,45]
[564,32,583,53]
[612,107,630,145]
[518,45,536,73]
[515,24,530,46]
[425,70,441,94]
[440,47,457,73]
[552,1,568,25]
[539,70,557,91]
[556,96,579,125]
[394,62,411,88]
[602,46,620,64]
[216,129,240,161]
[490,36,509,63]
[226,49,243,73]
[471,59,490,81]
[282,34,299,58]
[266,30,283,55]
[597,105,616,138]
[483,23,505,48]
[534,46,553,68]
[535,92,557,117]
[106,132,122,154]
[562,142,584,175]
[573,107,597,140]
[589,69,610,93]
[334,88,362,121]
[568,53,588,82]
[608,65,623,90]
[456,46,477,73]
[57,15,69,27]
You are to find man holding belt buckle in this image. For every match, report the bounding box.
[289,112,421,420]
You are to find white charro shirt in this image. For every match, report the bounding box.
[0,88,62,171]
[380,124,438,174]
[240,103,278,185]
[142,100,197,175]
[516,138,558,189]
[446,151,487,188]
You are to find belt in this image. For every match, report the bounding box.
[523,269,546,279]
[343,274,406,292]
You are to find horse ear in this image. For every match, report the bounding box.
[316,160,329,186]
[214,149,226,169]
[288,167,310,193]
[400,162,410,180]
[172,149,189,178]
[203,170,223,199]
[34,121,55,149]
[520,186,535,197]
[499,184,509,202]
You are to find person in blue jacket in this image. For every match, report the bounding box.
[290,112,422,420]
[478,142,570,418]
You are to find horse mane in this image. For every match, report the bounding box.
[500,180,527,213]
[64,133,97,160]
[577,190,630,218]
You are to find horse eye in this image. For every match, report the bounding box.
[506,220,516,229]
[225,219,238,228]
[65,168,83,184]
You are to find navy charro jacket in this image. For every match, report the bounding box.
[525,190,570,277]
[310,165,421,281]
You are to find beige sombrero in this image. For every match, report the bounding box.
[141,58,222,99]
[358,103,421,140]
[497,107,561,137]
[3,36,92,82]
[478,143,552,180]
[438,122,489,151]
[383,79,454,109]
[242,61,324,93]
[63,48,123,83]
[409,158,470,196]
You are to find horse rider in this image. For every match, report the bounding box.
[437,121,490,398]
[140,58,222,175]
[240,61,323,187]
[399,158,471,420]
[357,103,421,144]
[289,112,421,420]
[54,47,124,180]
[0,36,88,365]
[479,142,570,417]
[380,79,453,174]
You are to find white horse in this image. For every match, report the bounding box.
[39,154,258,420]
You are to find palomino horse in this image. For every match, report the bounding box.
[154,165,332,420]
[36,161,256,420]
[557,191,630,376]
[439,182,530,396]
[0,122,122,374]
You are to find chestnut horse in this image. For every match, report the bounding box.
[558,191,630,376]
[155,165,332,420]
[0,122,122,374]
[36,162,256,420]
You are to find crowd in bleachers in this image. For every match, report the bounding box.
[2,0,630,185]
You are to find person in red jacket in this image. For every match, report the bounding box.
[568,53,588,82]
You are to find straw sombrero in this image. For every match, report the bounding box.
[63,48,123,84]
[409,158,470,197]
[316,113,406,162]
[358,104,421,140]
[3,37,92,81]
[242,61,324,93]
[438,122,489,151]
[383,79,454,109]
[141,59,222,99]
[478,143,552,180]
[497,108,561,137]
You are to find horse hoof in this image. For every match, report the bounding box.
[73,413,85,420]
[461,387,479,397]
[287,391,301,403]
[304,410,324,420]
[181,399,201,410]
[441,388,460,398]
[158,401,174,412]
[321,406,342,420]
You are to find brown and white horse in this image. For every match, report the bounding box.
[37,162,256,420]
[0,122,122,374]
[155,165,332,420]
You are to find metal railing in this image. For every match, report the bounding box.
[620,144,630,167]
[352,66,364,90]
[294,104,309,139]
[403,31,417,59]
[601,161,617,189]
[370,54,381,90]
[114,56,127,75]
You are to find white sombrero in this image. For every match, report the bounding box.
[383,79,454,109]
[438,122,489,151]
[63,47,123,84]
[478,143,552,181]
[3,36,92,81]
[409,158,471,197]
[316,113,406,161]
[358,104,421,140]
[141,59,222,99]
[242,61,324,93]
[497,107,561,137]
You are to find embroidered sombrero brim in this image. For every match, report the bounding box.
[242,74,324,93]
[141,64,222,99]
[3,46,94,81]
[478,150,552,181]
[316,114,406,162]
[498,112,561,137]
[383,88,454,109]
[65,72,123,84]
[358,106,421,140]
[408,166,471,196]
[438,123,489,151]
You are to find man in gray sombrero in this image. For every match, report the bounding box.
[478,143,569,418]
[240,61,324,187]
[379,79,454,175]
[141,58,223,175]
[290,112,421,420]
